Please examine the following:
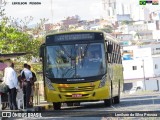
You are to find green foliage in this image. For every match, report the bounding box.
[0,9,45,60]
[0,21,41,59]
[121,20,133,25]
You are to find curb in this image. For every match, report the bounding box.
[34,104,53,111]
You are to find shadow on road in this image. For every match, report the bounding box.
[30,93,160,117]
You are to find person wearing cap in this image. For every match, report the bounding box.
[4,61,18,110]
[21,63,33,108]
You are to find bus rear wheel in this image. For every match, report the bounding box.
[104,98,112,107]
[114,95,120,104]
[114,79,120,104]
[53,102,61,110]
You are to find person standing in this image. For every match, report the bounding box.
[21,63,33,108]
[28,65,37,107]
[4,61,18,110]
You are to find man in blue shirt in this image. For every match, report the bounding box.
[21,63,33,108]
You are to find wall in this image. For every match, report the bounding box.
[122,58,154,80]
[153,57,160,77]
[152,30,160,39]
[145,80,158,91]
[123,60,143,79]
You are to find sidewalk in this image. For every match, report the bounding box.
[34,101,53,111]
[0,101,53,111]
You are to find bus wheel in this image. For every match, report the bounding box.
[104,98,112,107]
[114,95,120,104]
[114,79,120,104]
[53,102,61,110]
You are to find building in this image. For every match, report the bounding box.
[102,0,150,22]
[61,16,80,28]
[44,23,53,32]
[122,44,160,81]
[111,33,133,46]
[116,14,132,22]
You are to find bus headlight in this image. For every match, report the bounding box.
[99,75,107,88]
[45,77,55,90]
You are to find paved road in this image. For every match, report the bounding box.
[2,92,160,120]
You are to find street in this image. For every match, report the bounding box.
[7,91,160,120]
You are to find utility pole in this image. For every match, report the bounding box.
[50,0,53,23]
[142,59,146,91]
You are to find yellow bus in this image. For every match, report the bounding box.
[39,31,123,110]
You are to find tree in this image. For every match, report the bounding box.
[121,20,133,25]
[0,9,47,60]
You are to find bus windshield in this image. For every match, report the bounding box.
[46,43,106,78]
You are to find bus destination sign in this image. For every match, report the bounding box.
[54,33,95,42]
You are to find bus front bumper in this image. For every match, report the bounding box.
[45,85,110,103]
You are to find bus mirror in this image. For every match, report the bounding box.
[39,44,45,58]
[107,44,113,53]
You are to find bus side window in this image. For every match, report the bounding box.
[107,44,113,53]
[107,42,113,63]
[115,44,118,63]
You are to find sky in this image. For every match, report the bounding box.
[3,0,160,24]
[4,0,104,24]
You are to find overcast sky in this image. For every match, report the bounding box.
[3,0,160,24]
[4,0,104,24]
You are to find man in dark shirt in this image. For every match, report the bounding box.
[28,65,37,106]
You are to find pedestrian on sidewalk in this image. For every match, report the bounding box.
[4,60,18,110]
[21,63,33,108]
[28,65,37,107]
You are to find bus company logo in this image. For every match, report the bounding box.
[2,112,11,117]
[74,86,79,90]
[67,79,85,81]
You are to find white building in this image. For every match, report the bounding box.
[152,30,160,39]
[122,45,160,80]
[102,0,150,22]
[116,34,133,41]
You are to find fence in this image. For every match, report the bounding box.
[34,81,44,105]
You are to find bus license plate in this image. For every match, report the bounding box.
[72,94,82,98]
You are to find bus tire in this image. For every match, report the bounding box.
[114,79,120,104]
[104,98,112,107]
[53,102,61,110]
[114,95,120,104]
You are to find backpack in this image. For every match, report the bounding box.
[21,71,26,80]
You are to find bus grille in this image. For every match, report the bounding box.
[58,86,95,92]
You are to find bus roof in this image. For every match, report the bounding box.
[46,30,103,36]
